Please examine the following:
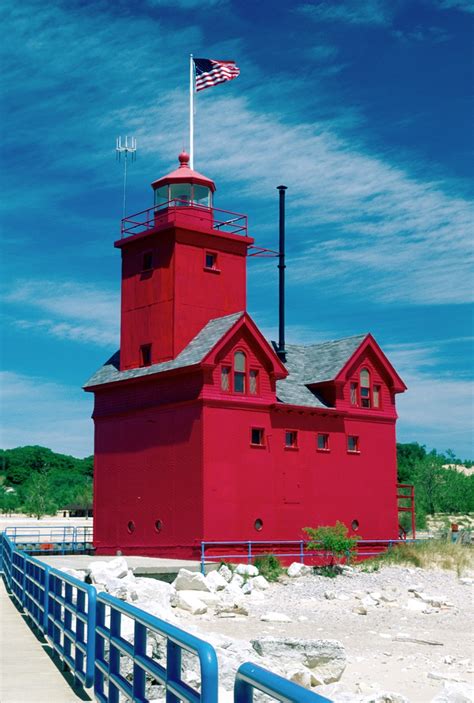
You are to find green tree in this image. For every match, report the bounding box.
[22,472,58,519]
[304,521,359,565]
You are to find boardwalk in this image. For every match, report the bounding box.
[0,580,90,702]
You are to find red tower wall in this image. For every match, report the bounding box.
[117,225,251,370]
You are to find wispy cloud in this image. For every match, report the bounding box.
[0,371,93,457]
[297,1,396,26]
[433,0,474,13]
[187,95,474,306]
[2,280,119,347]
[386,341,473,456]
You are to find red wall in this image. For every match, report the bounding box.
[93,399,204,557]
[202,404,399,544]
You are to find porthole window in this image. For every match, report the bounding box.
[154,520,163,533]
[351,519,359,531]
[254,518,263,531]
[127,521,135,534]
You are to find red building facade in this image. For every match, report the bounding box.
[85,153,407,558]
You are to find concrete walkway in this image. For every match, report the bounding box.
[0,580,91,702]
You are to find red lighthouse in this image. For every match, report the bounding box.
[85,154,407,558]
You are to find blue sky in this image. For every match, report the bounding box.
[0,0,473,459]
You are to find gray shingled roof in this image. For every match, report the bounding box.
[84,310,367,412]
[274,334,367,408]
[83,311,243,388]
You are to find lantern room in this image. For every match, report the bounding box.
[151,151,215,209]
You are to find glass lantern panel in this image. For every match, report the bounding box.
[170,182,192,206]
[193,185,211,207]
[154,186,169,207]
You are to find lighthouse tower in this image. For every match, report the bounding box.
[85,154,408,558]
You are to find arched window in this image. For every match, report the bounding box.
[360,368,371,408]
[233,352,246,393]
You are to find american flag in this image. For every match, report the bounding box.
[194,58,240,92]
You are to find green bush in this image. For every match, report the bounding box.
[253,554,283,582]
[304,521,359,565]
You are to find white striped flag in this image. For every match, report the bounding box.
[193,58,240,92]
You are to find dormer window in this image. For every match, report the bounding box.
[360,368,371,408]
[233,351,246,393]
[349,369,381,409]
[249,369,258,395]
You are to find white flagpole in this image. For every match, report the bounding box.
[189,54,194,169]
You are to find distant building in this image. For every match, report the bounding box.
[85,153,408,557]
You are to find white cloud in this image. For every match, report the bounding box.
[2,280,119,347]
[386,342,474,457]
[0,371,93,457]
[297,1,395,26]
[433,0,474,13]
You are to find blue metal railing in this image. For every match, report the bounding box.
[47,567,97,688]
[1,531,335,702]
[5,525,93,554]
[95,593,219,703]
[200,538,420,573]
[234,663,331,703]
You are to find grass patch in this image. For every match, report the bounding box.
[253,554,283,582]
[363,539,474,576]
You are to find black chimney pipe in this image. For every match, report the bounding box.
[277,185,287,362]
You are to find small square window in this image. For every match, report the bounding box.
[285,430,298,448]
[142,252,153,271]
[317,433,329,450]
[140,344,152,367]
[251,428,264,446]
[205,252,217,269]
[347,435,359,453]
[234,372,245,393]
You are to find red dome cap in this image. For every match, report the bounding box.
[151,152,216,192]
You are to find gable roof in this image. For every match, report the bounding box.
[274,334,367,408]
[84,311,244,389]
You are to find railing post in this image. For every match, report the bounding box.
[201,542,205,575]
[300,540,304,564]
[166,640,182,703]
[247,541,252,564]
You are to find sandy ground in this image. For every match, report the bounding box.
[172,565,474,702]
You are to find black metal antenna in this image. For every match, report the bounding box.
[277,185,287,362]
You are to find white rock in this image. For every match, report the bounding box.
[353,605,367,615]
[405,599,428,612]
[218,564,233,582]
[287,562,312,578]
[361,595,378,607]
[325,590,337,600]
[459,577,473,586]
[379,592,398,603]
[369,591,382,601]
[216,600,249,616]
[205,570,228,591]
[58,567,86,581]
[171,589,219,607]
[430,680,474,702]
[260,612,293,623]
[251,637,347,684]
[252,575,270,590]
[365,693,410,703]
[231,573,244,588]
[173,569,212,592]
[287,666,312,688]
[428,673,467,684]
[175,591,207,615]
[235,563,259,577]
[241,580,253,595]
